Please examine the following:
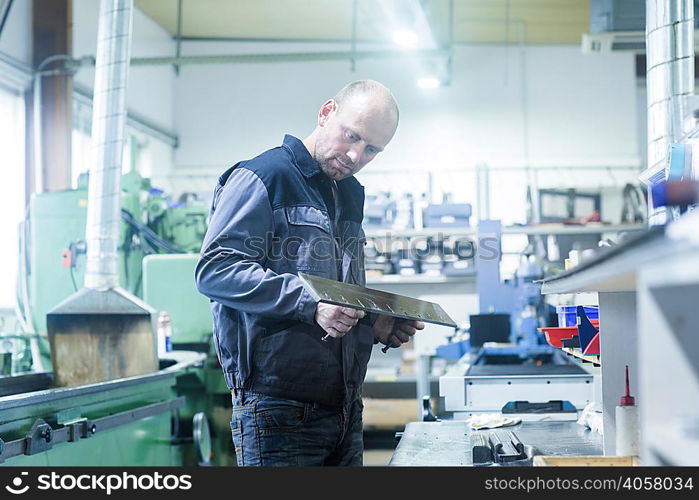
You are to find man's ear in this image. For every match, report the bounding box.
[318,99,336,126]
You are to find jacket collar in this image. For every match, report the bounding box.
[282,134,366,222]
[282,134,322,178]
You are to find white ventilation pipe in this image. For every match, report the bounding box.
[84,0,133,290]
[644,0,695,224]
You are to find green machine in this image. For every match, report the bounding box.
[0,352,207,466]
[1,172,235,466]
[142,253,237,466]
[26,171,208,342]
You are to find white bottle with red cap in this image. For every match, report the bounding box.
[615,365,640,456]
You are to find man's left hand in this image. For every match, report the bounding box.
[373,315,425,348]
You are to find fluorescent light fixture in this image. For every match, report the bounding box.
[417,77,440,89]
[393,29,418,46]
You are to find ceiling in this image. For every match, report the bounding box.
[134,0,591,46]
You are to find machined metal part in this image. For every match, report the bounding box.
[298,273,456,328]
[470,433,492,464]
[509,430,524,454]
[489,431,524,463]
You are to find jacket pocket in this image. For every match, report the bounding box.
[283,206,336,276]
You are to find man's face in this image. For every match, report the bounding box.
[313,95,397,181]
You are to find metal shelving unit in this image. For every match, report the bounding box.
[365,223,646,239]
[366,274,475,285]
[539,217,699,464]
[561,347,601,367]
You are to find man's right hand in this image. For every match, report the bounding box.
[315,303,366,339]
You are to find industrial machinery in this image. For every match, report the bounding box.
[19,171,209,359]
[1,0,225,467]
[438,220,593,420]
[1,171,235,466]
[0,352,207,466]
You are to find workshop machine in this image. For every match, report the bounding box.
[1,0,224,467]
[0,352,209,466]
[438,220,593,420]
[2,171,237,466]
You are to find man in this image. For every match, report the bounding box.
[195,80,424,466]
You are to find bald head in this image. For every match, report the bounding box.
[333,80,400,128]
[304,80,400,181]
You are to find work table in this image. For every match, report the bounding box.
[389,420,602,466]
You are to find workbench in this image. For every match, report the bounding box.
[389,420,602,466]
[540,212,699,464]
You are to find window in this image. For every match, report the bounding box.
[0,85,26,307]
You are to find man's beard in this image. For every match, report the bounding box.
[318,158,344,180]
[314,149,346,180]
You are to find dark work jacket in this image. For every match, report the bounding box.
[195,135,373,407]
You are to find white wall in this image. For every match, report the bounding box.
[71,0,176,186]
[171,41,640,199]
[72,0,176,131]
[0,0,32,64]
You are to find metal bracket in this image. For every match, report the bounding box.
[25,419,53,455]
[66,420,96,442]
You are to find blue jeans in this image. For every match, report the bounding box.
[230,390,364,466]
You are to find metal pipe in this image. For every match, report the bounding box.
[32,72,43,194]
[350,0,357,72]
[73,83,179,147]
[0,0,14,40]
[84,0,134,290]
[643,0,695,224]
[446,0,454,85]
[129,48,448,66]
[174,0,182,75]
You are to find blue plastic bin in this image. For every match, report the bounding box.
[557,305,599,327]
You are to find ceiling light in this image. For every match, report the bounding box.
[417,77,440,89]
[393,29,419,47]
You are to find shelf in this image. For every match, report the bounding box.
[540,226,673,295]
[561,347,601,367]
[365,223,645,239]
[366,274,475,285]
[504,223,645,236]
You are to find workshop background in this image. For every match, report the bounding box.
[0,0,697,467]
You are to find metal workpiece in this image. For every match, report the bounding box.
[298,273,457,328]
[389,420,602,466]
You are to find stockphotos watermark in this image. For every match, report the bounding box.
[199,232,501,263]
[4,471,192,496]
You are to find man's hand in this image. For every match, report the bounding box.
[315,303,366,339]
[373,315,425,348]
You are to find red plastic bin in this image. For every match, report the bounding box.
[538,319,599,348]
